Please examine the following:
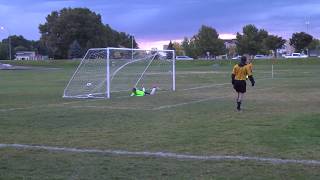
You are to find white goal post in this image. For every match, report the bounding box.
[63,47,175,99]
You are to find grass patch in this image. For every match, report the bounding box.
[0,59,320,178]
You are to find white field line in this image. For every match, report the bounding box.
[0,107,32,112]
[0,101,94,113]
[181,77,275,92]
[153,87,275,110]
[69,105,151,111]
[153,95,232,110]
[0,143,319,166]
[181,83,230,91]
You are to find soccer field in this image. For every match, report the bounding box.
[1,59,320,179]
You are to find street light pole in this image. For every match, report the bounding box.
[0,26,11,60]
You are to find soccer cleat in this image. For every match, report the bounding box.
[237,102,241,111]
[150,87,157,95]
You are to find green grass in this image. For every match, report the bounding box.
[1,59,320,179]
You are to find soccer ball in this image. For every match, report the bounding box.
[86,82,92,87]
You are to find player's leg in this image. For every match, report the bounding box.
[236,80,246,111]
[237,93,244,110]
[236,93,241,111]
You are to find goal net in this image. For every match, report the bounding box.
[63,48,175,99]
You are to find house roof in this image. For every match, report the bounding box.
[16,51,36,56]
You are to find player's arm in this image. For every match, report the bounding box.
[246,66,255,86]
[248,75,255,86]
[231,66,236,85]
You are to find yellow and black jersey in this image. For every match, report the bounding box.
[247,63,253,73]
[232,64,252,80]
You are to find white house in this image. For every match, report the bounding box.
[15,51,36,60]
[15,51,48,60]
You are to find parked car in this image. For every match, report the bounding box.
[254,55,271,59]
[176,56,193,60]
[231,55,242,60]
[284,53,308,59]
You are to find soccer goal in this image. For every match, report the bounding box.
[63,47,175,99]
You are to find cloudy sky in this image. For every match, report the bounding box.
[0,0,319,49]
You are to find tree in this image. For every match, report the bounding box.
[14,45,29,52]
[31,40,48,55]
[68,40,82,59]
[0,43,8,59]
[181,37,202,59]
[181,37,192,57]
[39,8,136,59]
[2,35,33,59]
[166,41,175,59]
[172,42,183,56]
[114,32,138,48]
[194,25,226,58]
[307,39,320,50]
[263,35,286,58]
[290,32,313,53]
[236,24,270,55]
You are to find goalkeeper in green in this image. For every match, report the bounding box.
[130,87,157,97]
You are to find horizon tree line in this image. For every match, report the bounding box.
[0,7,318,59]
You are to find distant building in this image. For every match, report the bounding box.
[15,51,35,60]
[15,51,48,60]
[277,41,294,56]
[224,39,237,58]
[224,39,237,49]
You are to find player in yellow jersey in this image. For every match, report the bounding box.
[231,56,255,111]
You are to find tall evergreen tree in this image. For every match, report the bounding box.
[68,40,82,59]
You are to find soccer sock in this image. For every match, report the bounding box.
[150,87,156,95]
[237,101,241,110]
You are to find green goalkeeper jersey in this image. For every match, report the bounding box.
[131,89,145,96]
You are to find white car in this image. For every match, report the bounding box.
[254,55,271,59]
[232,55,242,60]
[0,63,12,69]
[176,56,193,60]
[254,55,264,59]
[284,53,308,59]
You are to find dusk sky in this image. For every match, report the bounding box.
[0,0,319,49]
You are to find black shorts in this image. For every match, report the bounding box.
[233,80,246,93]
